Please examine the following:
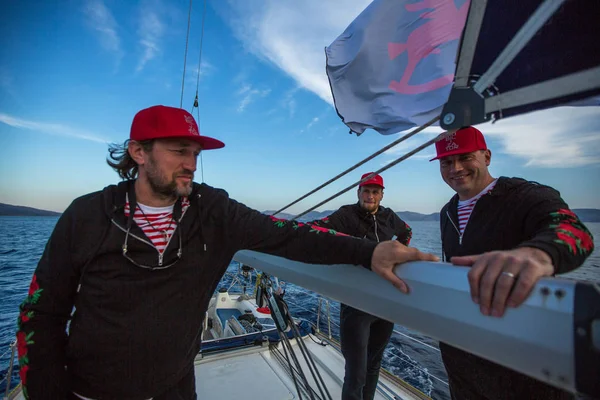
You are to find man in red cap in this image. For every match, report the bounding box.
[308,172,412,400]
[16,105,438,400]
[431,126,594,399]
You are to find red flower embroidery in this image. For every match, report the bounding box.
[16,331,28,358]
[28,275,39,296]
[269,216,287,222]
[310,225,330,233]
[19,364,29,385]
[20,311,30,323]
[556,232,578,254]
[269,216,287,228]
[556,223,594,253]
[555,208,577,220]
[309,224,348,237]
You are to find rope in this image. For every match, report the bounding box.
[292,116,446,220]
[194,0,207,103]
[189,0,207,182]
[393,330,440,353]
[180,0,193,108]
[0,341,15,360]
[272,116,441,217]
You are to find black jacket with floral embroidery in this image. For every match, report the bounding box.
[16,180,377,400]
[309,203,412,246]
[439,176,594,399]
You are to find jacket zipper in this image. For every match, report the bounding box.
[446,210,462,245]
[372,215,380,243]
[112,206,188,267]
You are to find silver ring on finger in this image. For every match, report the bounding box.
[501,271,516,279]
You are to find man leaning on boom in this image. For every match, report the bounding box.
[431,126,594,400]
[15,105,438,400]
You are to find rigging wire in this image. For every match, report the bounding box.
[258,274,331,400]
[292,116,450,220]
[192,0,208,182]
[180,0,193,108]
[272,117,439,216]
[271,117,442,216]
[193,0,208,113]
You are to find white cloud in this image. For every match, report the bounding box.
[379,107,600,168]
[381,127,443,162]
[136,2,165,72]
[306,117,319,130]
[220,1,600,169]
[477,107,600,168]
[222,0,371,105]
[236,84,271,112]
[282,87,298,118]
[83,0,123,64]
[181,60,216,95]
[0,113,109,143]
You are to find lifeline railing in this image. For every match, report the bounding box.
[221,265,449,388]
[1,340,16,400]
[233,250,600,399]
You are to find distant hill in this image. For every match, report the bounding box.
[264,208,600,223]
[3,203,597,221]
[263,209,439,222]
[0,203,61,217]
[396,211,440,221]
[573,209,600,223]
[263,210,334,222]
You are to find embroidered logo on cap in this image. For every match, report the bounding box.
[184,115,199,136]
[446,141,459,151]
[445,133,458,151]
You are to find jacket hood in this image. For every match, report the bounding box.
[99,180,209,252]
[352,201,394,219]
[444,176,531,211]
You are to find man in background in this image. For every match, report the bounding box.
[309,172,412,400]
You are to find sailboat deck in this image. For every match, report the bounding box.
[194,336,430,400]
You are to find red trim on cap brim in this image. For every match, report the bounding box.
[172,135,225,150]
[359,182,385,189]
[429,148,478,162]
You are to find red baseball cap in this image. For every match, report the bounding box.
[430,126,487,161]
[359,172,384,189]
[130,105,225,150]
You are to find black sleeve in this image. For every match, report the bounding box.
[305,209,349,234]
[394,214,412,246]
[221,195,376,268]
[515,184,595,275]
[16,204,82,399]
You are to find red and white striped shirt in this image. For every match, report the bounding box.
[124,197,190,253]
[457,179,497,236]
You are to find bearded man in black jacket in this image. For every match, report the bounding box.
[15,105,438,400]
[431,126,594,400]
[309,172,412,400]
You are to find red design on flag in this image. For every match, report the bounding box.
[388,0,470,94]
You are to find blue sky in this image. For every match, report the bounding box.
[1,0,599,215]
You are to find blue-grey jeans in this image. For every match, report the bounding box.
[340,304,394,400]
